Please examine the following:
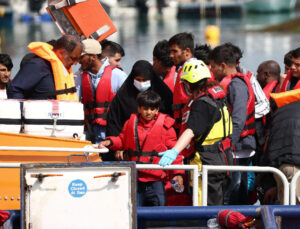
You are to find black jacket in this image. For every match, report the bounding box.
[263,100,300,168]
[106,60,173,137]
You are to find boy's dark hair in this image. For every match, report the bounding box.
[0,54,13,71]
[100,39,125,59]
[194,44,211,65]
[284,50,293,67]
[224,42,243,64]
[168,32,195,55]
[189,78,208,91]
[292,47,300,59]
[209,43,241,66]
[136,90,161,108]
[153,40,174,67]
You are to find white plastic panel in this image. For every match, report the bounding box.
[23,100,84,139]
[21,163,135,229]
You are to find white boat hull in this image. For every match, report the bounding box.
[245,0,297,12]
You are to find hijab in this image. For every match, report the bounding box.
[106,60,173,136]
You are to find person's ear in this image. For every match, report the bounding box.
[184,47,191,57]
[264,72,270,81]
[220,62,227,74]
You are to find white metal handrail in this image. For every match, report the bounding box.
[0,162,293,205]
[202,165,290,206]
[290,170,300,205]
[0,146,108,153]
[136,164,199,206]
[0,163,199,206]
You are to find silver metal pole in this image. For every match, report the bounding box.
[201,165,290,205]
[290,170,300,205]
[202,166,208,206]
[136,164,199,206]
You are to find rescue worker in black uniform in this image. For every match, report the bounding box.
[158,59,233,205]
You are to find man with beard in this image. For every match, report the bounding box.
[75,39,127,144]
[168,32,196,134]
[8,35,81,101]
[0,54,13,99]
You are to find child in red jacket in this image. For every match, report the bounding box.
[99,90,184,206]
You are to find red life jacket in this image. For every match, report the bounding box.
[163,66,176,92]
[280,71,300,92]
[220,72,255,138]
[245,70,253,80]
[209,70,215,81]
[179,85,227,158]
[81,65,117,126]
[124,113,173,182]
[263,81,280,100]
[172,67,190,132]
[261,81,279,133]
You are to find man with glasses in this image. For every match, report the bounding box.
[0,54,13,99]
[8,35,82,101]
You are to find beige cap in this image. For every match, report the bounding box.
[81,39,102,55]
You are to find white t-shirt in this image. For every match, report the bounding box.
[0,89,7,99]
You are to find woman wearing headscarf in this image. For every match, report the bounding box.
[104,60,192,206]
[105,60,173,139]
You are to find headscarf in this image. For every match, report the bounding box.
[106,60,173,137]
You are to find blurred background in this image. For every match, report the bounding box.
[0,0,300,76]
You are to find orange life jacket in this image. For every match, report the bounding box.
[220,72,255,138]
[81,66,117,126]
[28,42,78,101]
[270,88,300,109]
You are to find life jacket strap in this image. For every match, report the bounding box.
[125,149,158,157]
[172,103,185,111]
[32,86,77,98]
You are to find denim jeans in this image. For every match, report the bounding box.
[224,157,252,205]
[86,124,106,144]
[137,180,166,206]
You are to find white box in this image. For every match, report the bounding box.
[21,163,136,229]
[23,100,84,139]
[0,99,21,133]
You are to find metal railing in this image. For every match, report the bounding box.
[202,165,290,206]
[136,164,199,206]
[290,170,300,205]
[0,150,296,206]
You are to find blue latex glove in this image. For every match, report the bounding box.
[158,148,179,167]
